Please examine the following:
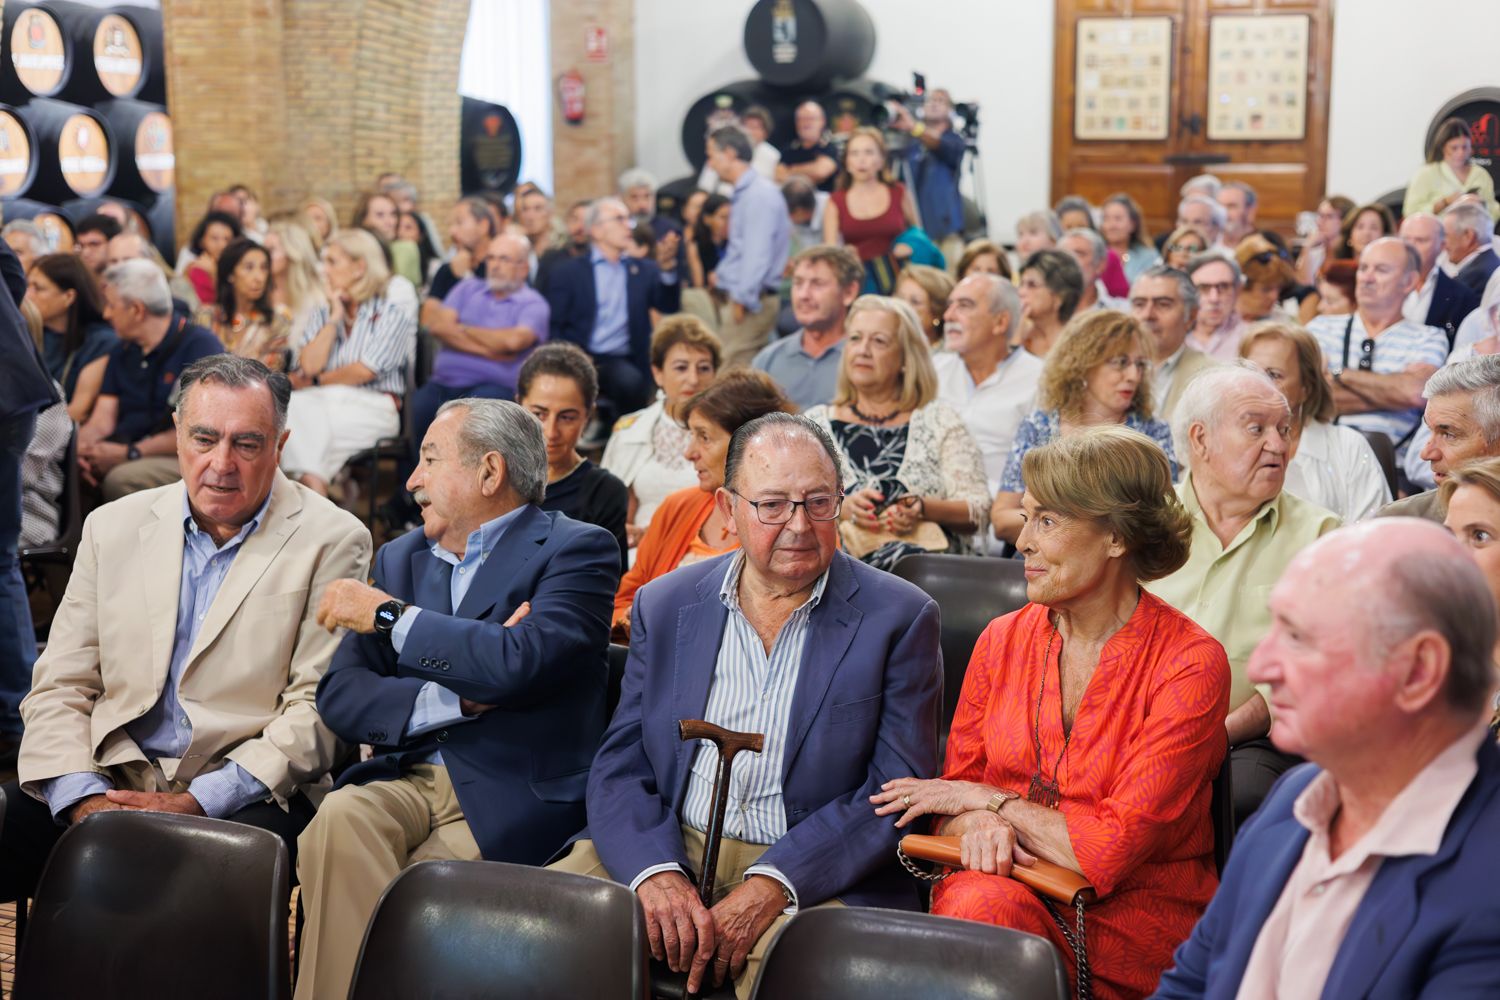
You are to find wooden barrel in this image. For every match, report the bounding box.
[743,0,875,92]
[15,97,116,201]
[819,78,892,141]
[679,80,795,172]
[1,196,75,252]
[99,99,173,198]
[0,103,40,199]
[31,0,150,104]
[459,97,522,196]
[655,174,699,225]
[104,5,165,103]
[2,2,70,99]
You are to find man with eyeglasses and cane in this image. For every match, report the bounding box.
[550,412,941,998]
[1308,237,1451,466]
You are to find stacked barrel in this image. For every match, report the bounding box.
[0,0,173,255]
[678,0,894,174]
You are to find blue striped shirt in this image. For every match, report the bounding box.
[1307,312,1450,451]
[297,294,416,395]
[681,552,829,843]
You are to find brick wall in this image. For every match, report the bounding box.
[162,0,470,244]
[550,0,636,208]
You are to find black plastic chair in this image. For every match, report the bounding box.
[349,860,648,1000]
[1361,429,1399,500]
[13,810,290,1000]
[1211,753,1236,876]
[0,784,20,946]
[892,554,1030,748]
[750,907,1069,1000]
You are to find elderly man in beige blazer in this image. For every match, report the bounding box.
[1,354,370,904]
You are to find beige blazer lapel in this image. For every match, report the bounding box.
[183,474,302,672]
[137,485,189,697]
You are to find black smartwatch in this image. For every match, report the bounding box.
[373,599,407,640]
[125,443,142,461]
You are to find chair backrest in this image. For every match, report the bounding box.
[350,860,648,1000]
[1211,752,1235,876]
[14,811,290,1000]
[751,907,1069,1000]
[892,553,1030,735]
[1361,429,1398,499]
[606,642,630,720]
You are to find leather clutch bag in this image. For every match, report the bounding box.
[899,834,1097,907]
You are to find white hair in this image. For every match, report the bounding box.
[617,168,658,194]
[1171,362,1287,471]
[435,398,549,505]
[101,259,172,317]
[1179,195,1228,233]
[1443,200,1495,245]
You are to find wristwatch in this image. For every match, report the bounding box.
[1328,365,1344,384]
[986,790,1020,816]
[372,599,407,640]
[125,443,141,461]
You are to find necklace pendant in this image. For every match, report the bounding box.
[1027,772,1061,809]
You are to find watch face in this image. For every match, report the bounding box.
[375,601,402,631]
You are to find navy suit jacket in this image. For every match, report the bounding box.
[1426,268,1481,345]
[1152,736,1500,1000]
[317,505,621,865]
[579,550,943,909]
[1453,248,1500,297]
[0,239,59,420]
[545,249,682,374]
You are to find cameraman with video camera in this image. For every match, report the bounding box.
[889,89,968,263]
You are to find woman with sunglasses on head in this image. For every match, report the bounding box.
[1234,234,1298,324]
[991,311,1175,545]
[1161,225,1208,272]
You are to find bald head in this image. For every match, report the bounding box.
[484,231,532,295]
[107,231,148,267]
[1357,237,1421,315]
[1399,213,1445,276]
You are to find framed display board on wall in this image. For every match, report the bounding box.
[1073,16,1173,141]
[1207,14,1310,141]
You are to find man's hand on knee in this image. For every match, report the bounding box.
[708,876,786,986]
[636,870,715,989]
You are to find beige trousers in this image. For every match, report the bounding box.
[293,764,481,1000]
[101,455,181,502]
[550,827,841,1000]
[713,292,782,369]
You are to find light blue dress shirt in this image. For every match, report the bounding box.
[391,505,527,764]
[713,169,792,312]
[588,249,631,357]
[42,493,275,822]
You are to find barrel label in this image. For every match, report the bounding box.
[94,15,143,96]
[58,114,109,196]
[771,0,797,64]
[135,111,173,191]
[12,9,66,95]
[35,212,72,252]
[0,111,30,196]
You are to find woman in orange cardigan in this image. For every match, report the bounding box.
[612,370,796,638]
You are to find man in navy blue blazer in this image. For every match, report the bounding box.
[551,413,942,999]
[1153,519,1500,1000]
[0,237,61,763]
[292,397,621,1000]
[544,195,682,414]
[1401,213,1480,346]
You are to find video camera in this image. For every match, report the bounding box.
[873,72,981,147]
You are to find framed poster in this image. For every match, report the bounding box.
[1074,16,1173,142]
[1208,14,1310,141]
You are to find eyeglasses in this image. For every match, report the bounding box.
[1166,242,1204,254]
[1194,281,1236,297]
[733,492,844,524]
[1358,337,1375,371]
[1103,355,1151,374]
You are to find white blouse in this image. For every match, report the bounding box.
[1284,419,1391,523]
[600,398,698,527]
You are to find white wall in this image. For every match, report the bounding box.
[1327,0,1500,203]
[633,0,1500,240]
[632,0,1053,241]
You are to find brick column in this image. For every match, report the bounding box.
[550,0,636,208]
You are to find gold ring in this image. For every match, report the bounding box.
[902,794,911,808]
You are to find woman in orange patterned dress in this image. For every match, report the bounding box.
[873,426,1230,999]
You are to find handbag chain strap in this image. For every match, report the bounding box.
[1043,895,1092,1000]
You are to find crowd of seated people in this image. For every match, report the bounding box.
[3,98,1500,1000]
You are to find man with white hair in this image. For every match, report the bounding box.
[2,220,46,274]
[1217,181,1258,247]
[1180,173,1222,201]
[933,272,1043,495]
[1307,237,1450,455]
[1058,227,1121,312]
[1400,211,1480,345]
[77,260,223,499]
[1185,252,1248,360]
[1441,199,1499,295]
[1383,354,1500,521]
[1177,195,1228,251]
[619,167,683,262]
[1147,364,1340,824]
[1155,518,1500,999]
[294,397,621,1000]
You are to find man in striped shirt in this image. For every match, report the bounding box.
[553,412,942,999]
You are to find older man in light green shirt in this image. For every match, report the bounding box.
[1146,364,1339,825]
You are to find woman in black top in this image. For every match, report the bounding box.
[517,342,629,568]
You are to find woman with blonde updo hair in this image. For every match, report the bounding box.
[875,425,1228,1000]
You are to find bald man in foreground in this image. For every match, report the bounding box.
[1153,519,1500,999]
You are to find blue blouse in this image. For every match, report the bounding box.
[999,408,1177,494]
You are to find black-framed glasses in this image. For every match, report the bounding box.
[732,491,844,524]
[1250,249,1290,266]
[1358,337,1375,371]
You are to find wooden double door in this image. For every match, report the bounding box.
[1052,0,1333,238]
